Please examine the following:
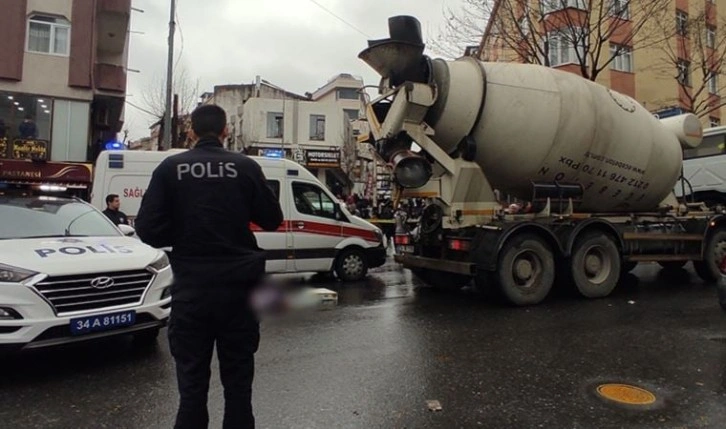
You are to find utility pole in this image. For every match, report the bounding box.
[172,93,179,148]
[162,0,176,150]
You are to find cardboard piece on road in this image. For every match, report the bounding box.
[426,400,443,412]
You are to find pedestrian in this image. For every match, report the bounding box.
[135,104,283,429]
[18,114,37,139]
[102,194,129,226]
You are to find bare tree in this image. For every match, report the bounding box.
[652,6,726,119]
[140,65,200,122]
[478,0,671,81]
[429,0,489,58]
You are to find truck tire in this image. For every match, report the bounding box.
[695,229,726,284]
[335,248,369,282]
[658,261,687,270]
[496,233,555,306]
[570,232,621,298]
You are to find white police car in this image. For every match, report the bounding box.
[0,195,171,353]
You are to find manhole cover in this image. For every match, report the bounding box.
[596,383,656,405]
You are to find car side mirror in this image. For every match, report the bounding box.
[118,224,136,237]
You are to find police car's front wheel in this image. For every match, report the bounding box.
[335,248,369,282]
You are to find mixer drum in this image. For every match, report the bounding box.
[427,59,685,213]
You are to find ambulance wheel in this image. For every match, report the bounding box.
[570,232,620,299]
[695,229,726,284]
[496,233,555,306]
[132,328,160,348]
[335,248,369,282]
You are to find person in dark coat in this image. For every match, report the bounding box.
[102,194,129,226]
[135,104,283,429]
[18,115,38,139]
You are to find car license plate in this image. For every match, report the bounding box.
[396,245,415,254]
[70,310,136,335]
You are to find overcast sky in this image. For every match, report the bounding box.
[124,0,456,141]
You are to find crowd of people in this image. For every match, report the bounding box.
[338,193,428,220]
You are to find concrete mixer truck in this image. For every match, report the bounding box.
[360,16,718,306]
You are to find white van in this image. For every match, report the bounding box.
[676,126,726,206]
[91,150,386,281]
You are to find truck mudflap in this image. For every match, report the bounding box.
[394,253,475,276]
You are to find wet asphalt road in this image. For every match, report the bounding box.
[1,261,726,429]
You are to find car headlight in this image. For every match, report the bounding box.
[148,252,170,272]
[0,263,38,283]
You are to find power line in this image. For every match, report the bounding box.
[305,0,372,38]
[125,99,159,118]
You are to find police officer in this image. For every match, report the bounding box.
[135,104,283,429]
[102,194,129,226]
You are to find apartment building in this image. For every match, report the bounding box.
[0,0,130,194]
[479,0,726,126]
[310,73,369,137]
[240,97,357,195]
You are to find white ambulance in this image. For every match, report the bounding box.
[0,194,171,353]
[91,150,387,281]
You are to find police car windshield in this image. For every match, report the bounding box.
[0,197,121,240]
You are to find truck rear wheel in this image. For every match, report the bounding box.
[695,229,726,283]
[570,232,620,298]
[496,234,555,306]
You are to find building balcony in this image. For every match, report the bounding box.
[94,63,127,93]
[96,0,131,55]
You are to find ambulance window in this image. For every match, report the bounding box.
[292,182,336,219]
[684,132,726,159]
[267,180,280,200]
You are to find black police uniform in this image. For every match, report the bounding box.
[102,208,129,226]
[135,137,283,429]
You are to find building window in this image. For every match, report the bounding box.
[709,117,721,127]
[0,92,53,160]
[518,15,531,36]
[707,25,716,49]
[676,10,688,36]
[541,0,587,15]
[609,44,633,72]
[608,0,629,19]
[309,115,326,140]
[266,112,283,138]
[336,88,359,100]
[344,109,359,121]
[708,71,718,94]
[677,60,691,86]
[547,29,586,66]
[27,15,70,56]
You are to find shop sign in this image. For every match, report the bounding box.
[12,139,48,160]
[306,149,340,168]
[0,159,93,183]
